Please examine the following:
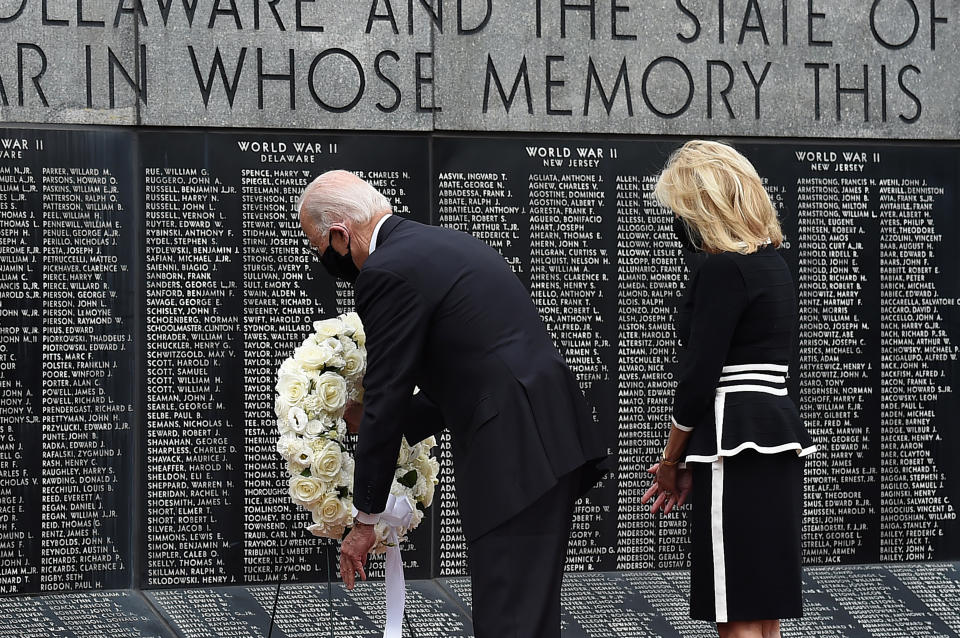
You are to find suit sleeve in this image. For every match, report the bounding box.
[672,254,748,430]
[404,390,445,445]
[353,267,431,514]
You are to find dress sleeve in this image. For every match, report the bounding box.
[671,254,748,430]
[352,267,431,514]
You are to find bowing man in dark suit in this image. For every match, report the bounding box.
[297,170,609,638]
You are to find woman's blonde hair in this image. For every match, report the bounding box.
[654,140,782,254]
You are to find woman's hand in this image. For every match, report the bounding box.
[656,461,679,493]
[641,462,692,515]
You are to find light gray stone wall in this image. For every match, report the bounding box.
[1,0,957,138]
[0,0,139,125]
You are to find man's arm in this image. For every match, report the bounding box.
[344,390,443,442]
[340,267,430,588]
[352,267,431,516]
[404,390,445,444]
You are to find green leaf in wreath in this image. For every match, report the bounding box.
[300,468,311,477]
[397,469,418,489]
[337,486,350,499]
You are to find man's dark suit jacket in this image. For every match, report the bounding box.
[353,215,609,542]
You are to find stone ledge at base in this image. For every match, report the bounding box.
[1,563,958,637]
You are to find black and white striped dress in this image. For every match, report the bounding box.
[672,245,816,623]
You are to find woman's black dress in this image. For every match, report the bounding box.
[672,245,816,623]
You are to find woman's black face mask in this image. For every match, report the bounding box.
[672,216,702,253]
[319,229,360,283]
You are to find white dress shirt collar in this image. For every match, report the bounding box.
[369,214,393,254]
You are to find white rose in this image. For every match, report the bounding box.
[342,312,366,347]
[422,475,436,508]
[276,368,310,407]
[307,494,351,538]
[414,456,439,508]
[289,475,325,507]
[275,396,291,420]
[318,337,345,368]
[294,341,335,370]
[313,318,345,339]
[315,372,347,414]
[311,441,343,481]
[342,349,366,382]
[339,335,358,353]
[315,493,349,524]
[415,454,439,482]
[278,357,301,375]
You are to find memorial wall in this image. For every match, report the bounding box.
[1,127,958,594]
[1,0,959,634]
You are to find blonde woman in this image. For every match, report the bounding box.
[642,140,817,638]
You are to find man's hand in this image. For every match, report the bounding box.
[339,522,377,588]
[344,400,363,434]
[641,462,692,515]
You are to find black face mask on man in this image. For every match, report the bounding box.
[672,216,702,253]
[320,228,360,283]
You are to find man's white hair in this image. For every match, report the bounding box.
[298,170,391,235]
